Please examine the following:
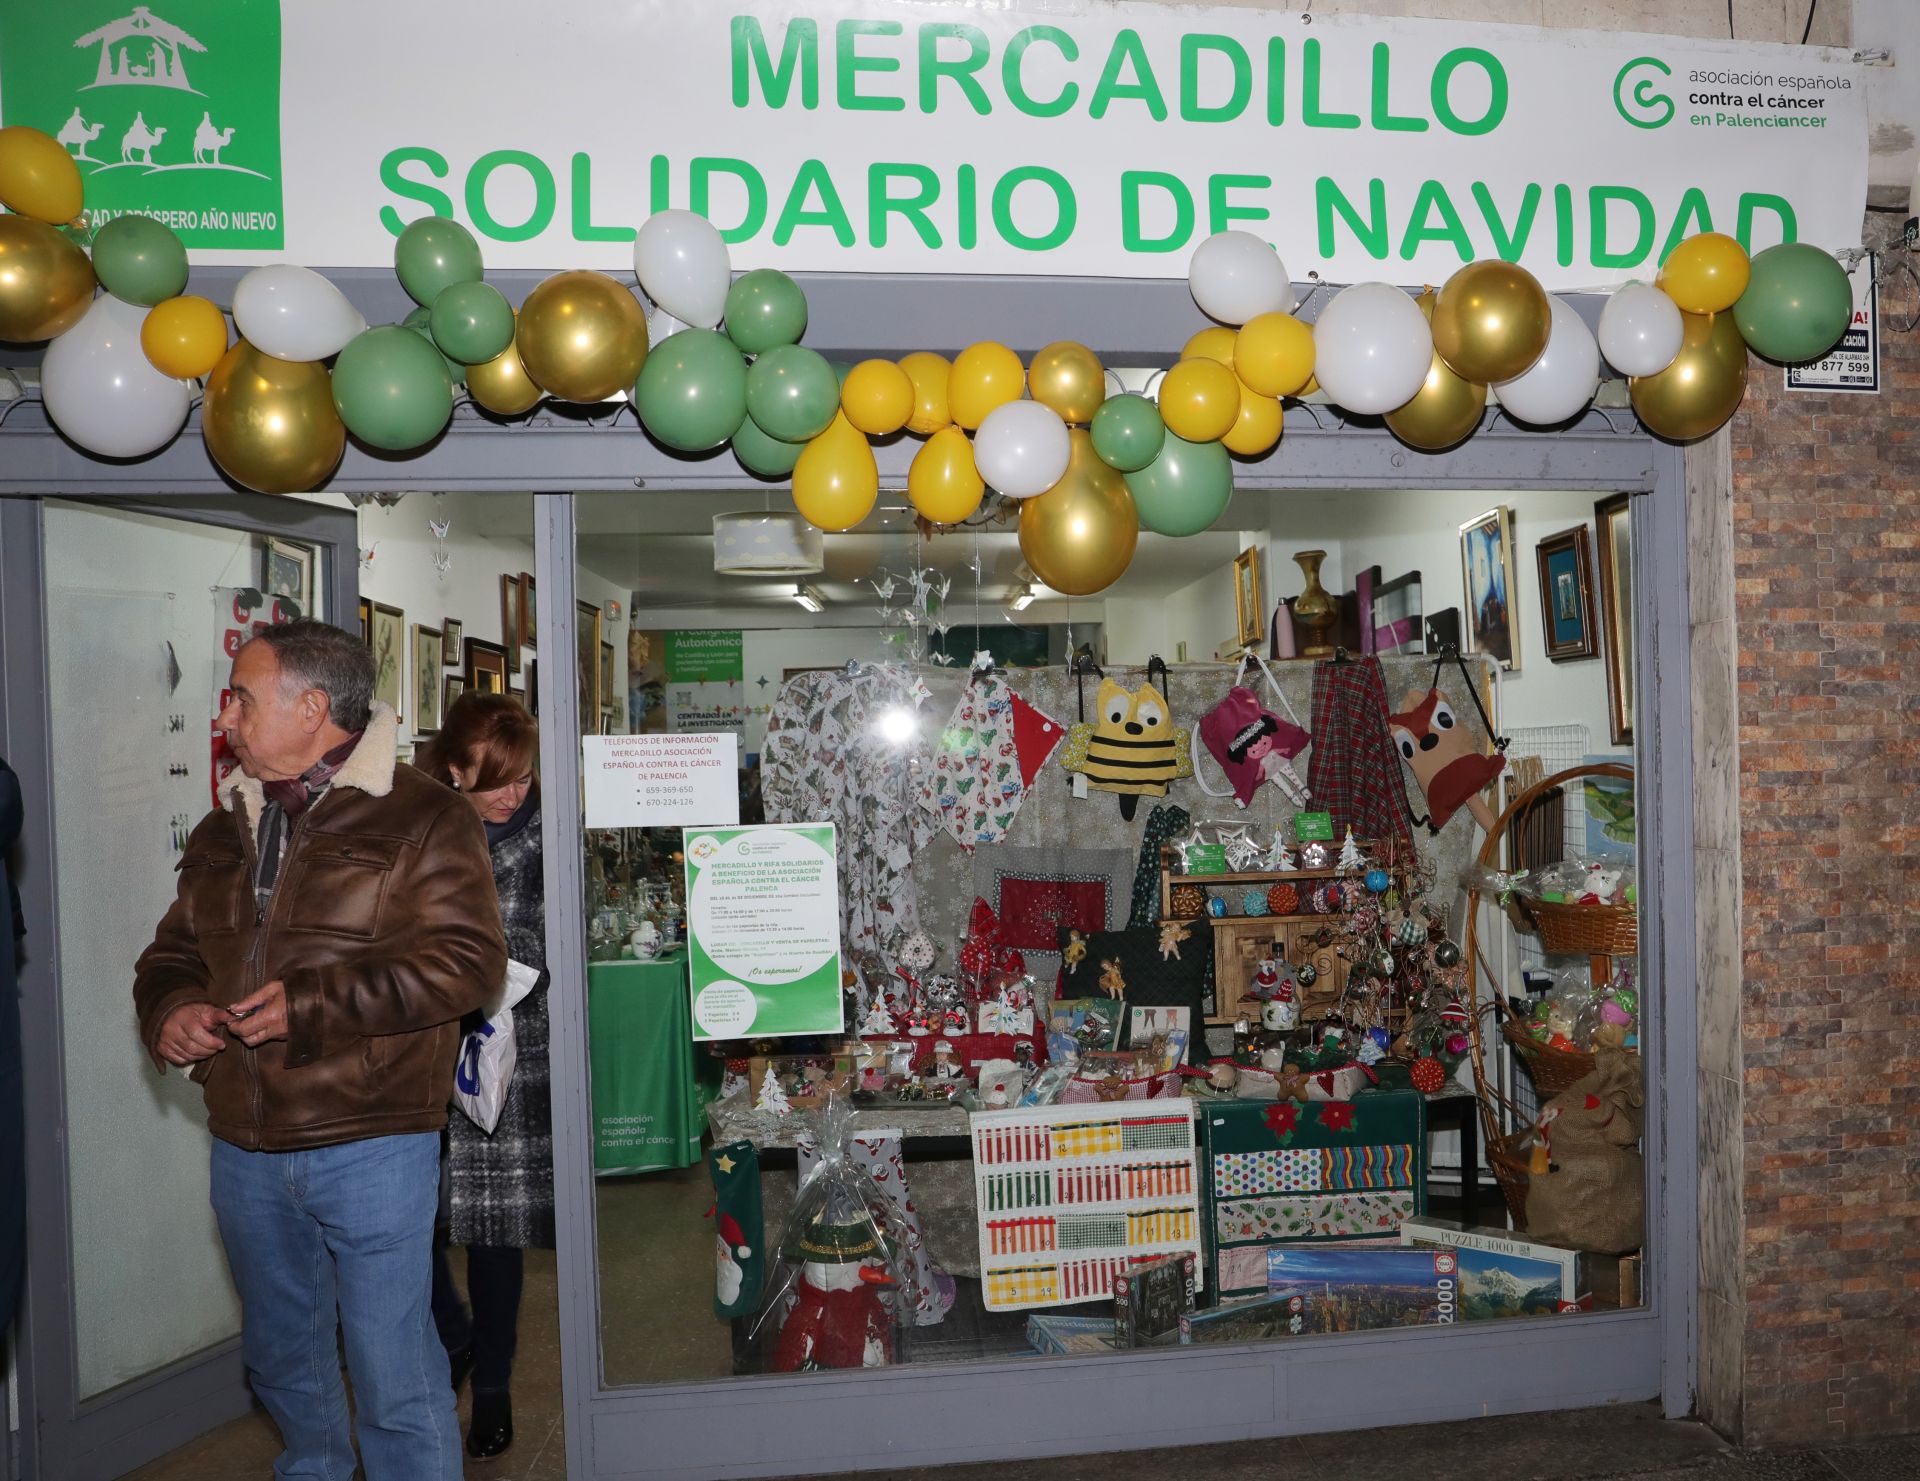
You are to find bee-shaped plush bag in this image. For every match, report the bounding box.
[1060,675,1192,820]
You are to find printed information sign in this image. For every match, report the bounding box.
[583,733,740,829]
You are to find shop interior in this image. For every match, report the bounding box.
[529,475,1636,1382]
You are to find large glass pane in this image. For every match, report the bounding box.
[579,482,1643,1383]
[44,501,330,1399]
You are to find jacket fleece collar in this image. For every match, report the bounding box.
[224,702,399,831]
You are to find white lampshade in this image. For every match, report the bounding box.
[712,512,824,576]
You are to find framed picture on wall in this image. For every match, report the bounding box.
[1594,495,1635,745]
[441,619,463,666]
[1534,526,1599,662]
[520,573,538,650]
[1459,506,1519,672]
[528,658,538,718]
[577,601,603,731]
[1231,547,1262,649]
[411,625,443,734]
[600,640,615,724]
[508,685,525,707]
[368,602,406,723]
[263,537,314,616]
[444,676,465,715]
[358,597,371,643]
[500,572,524,655]
[464,637,508,695]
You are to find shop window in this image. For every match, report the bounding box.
[574,484,1645,1385]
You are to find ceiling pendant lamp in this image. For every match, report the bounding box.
[712,511,824,576]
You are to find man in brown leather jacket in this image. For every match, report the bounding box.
[134,620,504,1481]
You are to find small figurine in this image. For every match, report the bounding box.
[1062,929,1089,976]
[1157,920,1191,961]
[1097,958,1128,999]
[1579,864,1623,905]
[930,1040,959,1079]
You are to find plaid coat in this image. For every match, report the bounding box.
[447,801,554,1249]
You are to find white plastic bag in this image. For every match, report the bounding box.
[453,959,542,1134]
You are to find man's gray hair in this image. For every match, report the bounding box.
[251,620,376,734]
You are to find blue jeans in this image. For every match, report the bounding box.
[210,1133,462,1481]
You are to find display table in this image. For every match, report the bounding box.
[587,952,718,1173]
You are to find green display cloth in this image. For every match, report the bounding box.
[587,952,719,1173]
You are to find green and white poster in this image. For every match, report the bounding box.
[0,2,284,249]
[684,823,842,1042]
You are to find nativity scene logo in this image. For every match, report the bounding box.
[0,3,284,248]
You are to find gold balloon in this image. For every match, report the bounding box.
[0,213,95,343]
[1629,309,1749,443]
[1431,259,1551,386]
[1028,340,1106,424]
[201,341,346,494]
[514,270,649,403]
[1017,429,1139,597]
[467,313,543,416]
[1385,291,1488,451]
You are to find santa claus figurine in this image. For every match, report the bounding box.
[715,1212,753,1310]
[769,1187,900,1373]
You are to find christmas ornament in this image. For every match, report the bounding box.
[1170,884,1208,919]
[898,931,937,976]
[1218,824,1262,871]
[1309,885,1336,915]
[1240,887,1269,916]
[1296,962,1318,987]
[1266,883,1300,915]
[1205,895,1229,919]
[1409,1056,1446,1094]
[1264,836,1298,872]
[1364,868,1391,895]
[1396,916,1429,947]
[1336,828,1370,874]
[1301,842,1330,869]
[709,1139,765,1319]
[1373,951,1398,978]
[1171,825,1212,872]
[1433,940,1461,968]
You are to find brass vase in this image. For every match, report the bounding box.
[1290,550,1337,657]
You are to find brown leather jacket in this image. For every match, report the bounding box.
[133,704,507,1151]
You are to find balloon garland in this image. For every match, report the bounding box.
[0,124,1862,598]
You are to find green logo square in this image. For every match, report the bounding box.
[0,2,283,249]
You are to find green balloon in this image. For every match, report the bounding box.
[634,329,748,452]
[429,280,514,364]
[1124,432,1233,537]
[401,306,467,386]
[394,216,483,307]
[1090,393,1166,473]
[331,326,455,451]
[724,269,808,354]
[1732,243,1852,364]
[744,344,839,442]
[91,214,187,307]
[732,412,806,478]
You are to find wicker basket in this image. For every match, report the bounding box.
[1522,897,1639,956]
[1488,1131,1533,1228]
[1502,1020,1598,1097]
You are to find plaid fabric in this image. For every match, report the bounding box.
[986,1265,1060,1307]
[1128,804,1191,927]
[1307,656,1416,850]
[1051,1120,1125,1160]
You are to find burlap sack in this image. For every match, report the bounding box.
[1524,1050,1645,1254]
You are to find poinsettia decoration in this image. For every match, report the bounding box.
[1317,1101,1356,1133]
[1263,1102,1299,1140]
[957,897,1026,989]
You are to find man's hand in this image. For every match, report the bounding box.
[227,980,289,1048]
[156,1002,231,1067]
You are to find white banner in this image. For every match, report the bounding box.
[0,2,1868,287]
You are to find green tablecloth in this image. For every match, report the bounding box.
[587,952,718,1173]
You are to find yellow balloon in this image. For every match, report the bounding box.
[947,341,1023,430]
[1234,311,1315,398]
[467,313,544,416]
[1301,372,1320,397]
[1629,309,1749,442]
[0,125,84,224]
[0,213,95,343]
[201,341,346,495]
[1221,380,1284,456]
[907,424,985,524]
[840,358,914,436]
[1659,232,1752,316]
[1028,340,1106,424]
[514,270,649,403]
[1017,430,1139,597]
[1431,259,1552,385]
[1181,326,1237,365]
[141,295,229,380]
[1158,357,1240,442]
[898,351,952,435]
[793,412,879,531]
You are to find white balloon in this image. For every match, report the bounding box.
[232,265,366,362]
[1311,283,1433,416]
[42,294,190,458]
[1598,284,1683,377]
[1494,295,1601,426]
[1188,230,1296,325]
[633,210,731,328]
[973,400,1071,499]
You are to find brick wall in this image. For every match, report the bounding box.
[1732,258,1919,1444]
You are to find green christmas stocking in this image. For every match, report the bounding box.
[708,1138,764,1320]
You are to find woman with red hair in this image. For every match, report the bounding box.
[418,694,545,1460]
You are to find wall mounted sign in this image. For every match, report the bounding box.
[1785,252,1878,394]
[582,732,740,829]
